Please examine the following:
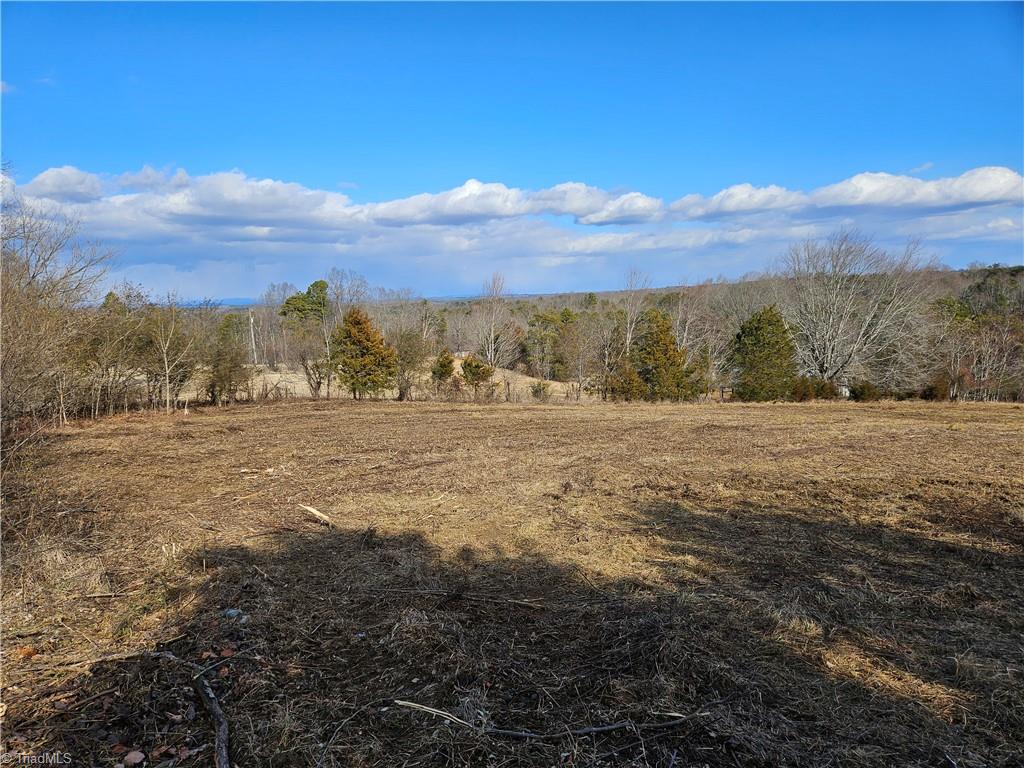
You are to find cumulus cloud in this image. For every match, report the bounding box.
[811,166,1023,209]
[671,183,806,218]
[368,179,527,225]
[22,166,104,202]
[671,167,1023,221]
[119,165,190,191]
[368,179,619,225]
[527,182,611,218]
[578,192,664,225]
[9,163,1022,297]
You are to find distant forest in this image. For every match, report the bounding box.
[4,190,1023,463]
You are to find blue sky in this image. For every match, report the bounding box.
[3,1,1022,299]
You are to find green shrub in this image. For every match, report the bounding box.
[461,354,494,399]
[431,348,455,387]
[920,374,952,401]
[530,381,551,401]
[792,376,842,401]
[815,378,842,399]
[849,379,884,402]
[608,359,646,401]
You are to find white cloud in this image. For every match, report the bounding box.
[10,163,1022,298]
[22,166,104,202]
[578,192,664,225]
[669,167,1024,221]
[811,166,1022,209]
[0,81,13,94]
[367,179,527,225]
[119,165,190,191]
[366,179,617,225]
[671,183,806,218]
[527,182,610,218]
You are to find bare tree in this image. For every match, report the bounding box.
[1,191,110,461]
[81,284,149,419]
[328,268,368,319]
[558,313,599,401]
[591,309,626,400]
[660,283,732,399]
[473,273,520,368]
[255,282,297,367]
[281,313,330,398]
[776,231,934,384]
[621,269,650,353]
[445,306,472,355]
[145,294,207,414]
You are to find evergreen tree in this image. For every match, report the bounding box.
[393,328,428,401]
[431,348,455,389]
[526,309,576,381]
[460,354,494,398]
[608,358,646,401]
[631,310,700,401]
[280,280,334,398]
[331,308,397,399]
[731,305,798,401]
[280,280,329,321]
[207,313,252,404]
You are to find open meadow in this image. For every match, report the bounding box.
[3,400,1023,767]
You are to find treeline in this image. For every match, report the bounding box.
[3,194,1023,464]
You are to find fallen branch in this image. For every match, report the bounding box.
[193,667,231,768]
[393,700,472,728]
[43,650,231,768]
[42,687,117,721]
[150,652,231,768]
[299,504,336,528]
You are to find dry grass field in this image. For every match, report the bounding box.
[3,401,1023,767]
[232,360,580,402]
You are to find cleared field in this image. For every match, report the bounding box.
[219,359,581,402]
[3,401,1023,766]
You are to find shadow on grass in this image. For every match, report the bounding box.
[6,503,1022,767]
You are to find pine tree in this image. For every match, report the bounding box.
[207,313,252,404]
[631,310,701,401]
[731,305,798,401]
[331,308,397,399]
[280,280,329,321]
[280,280,334,398]
[608,358,646,401]
[431,348,455,389]
[393,329,428,401]
[460,354,494,399]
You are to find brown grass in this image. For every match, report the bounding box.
[3,400,1022,766]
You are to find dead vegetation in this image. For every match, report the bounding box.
[2,400,1022,766]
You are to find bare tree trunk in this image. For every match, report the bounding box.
[164,351,172,415]
[622,269,650,354]
[249,309,258,366]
